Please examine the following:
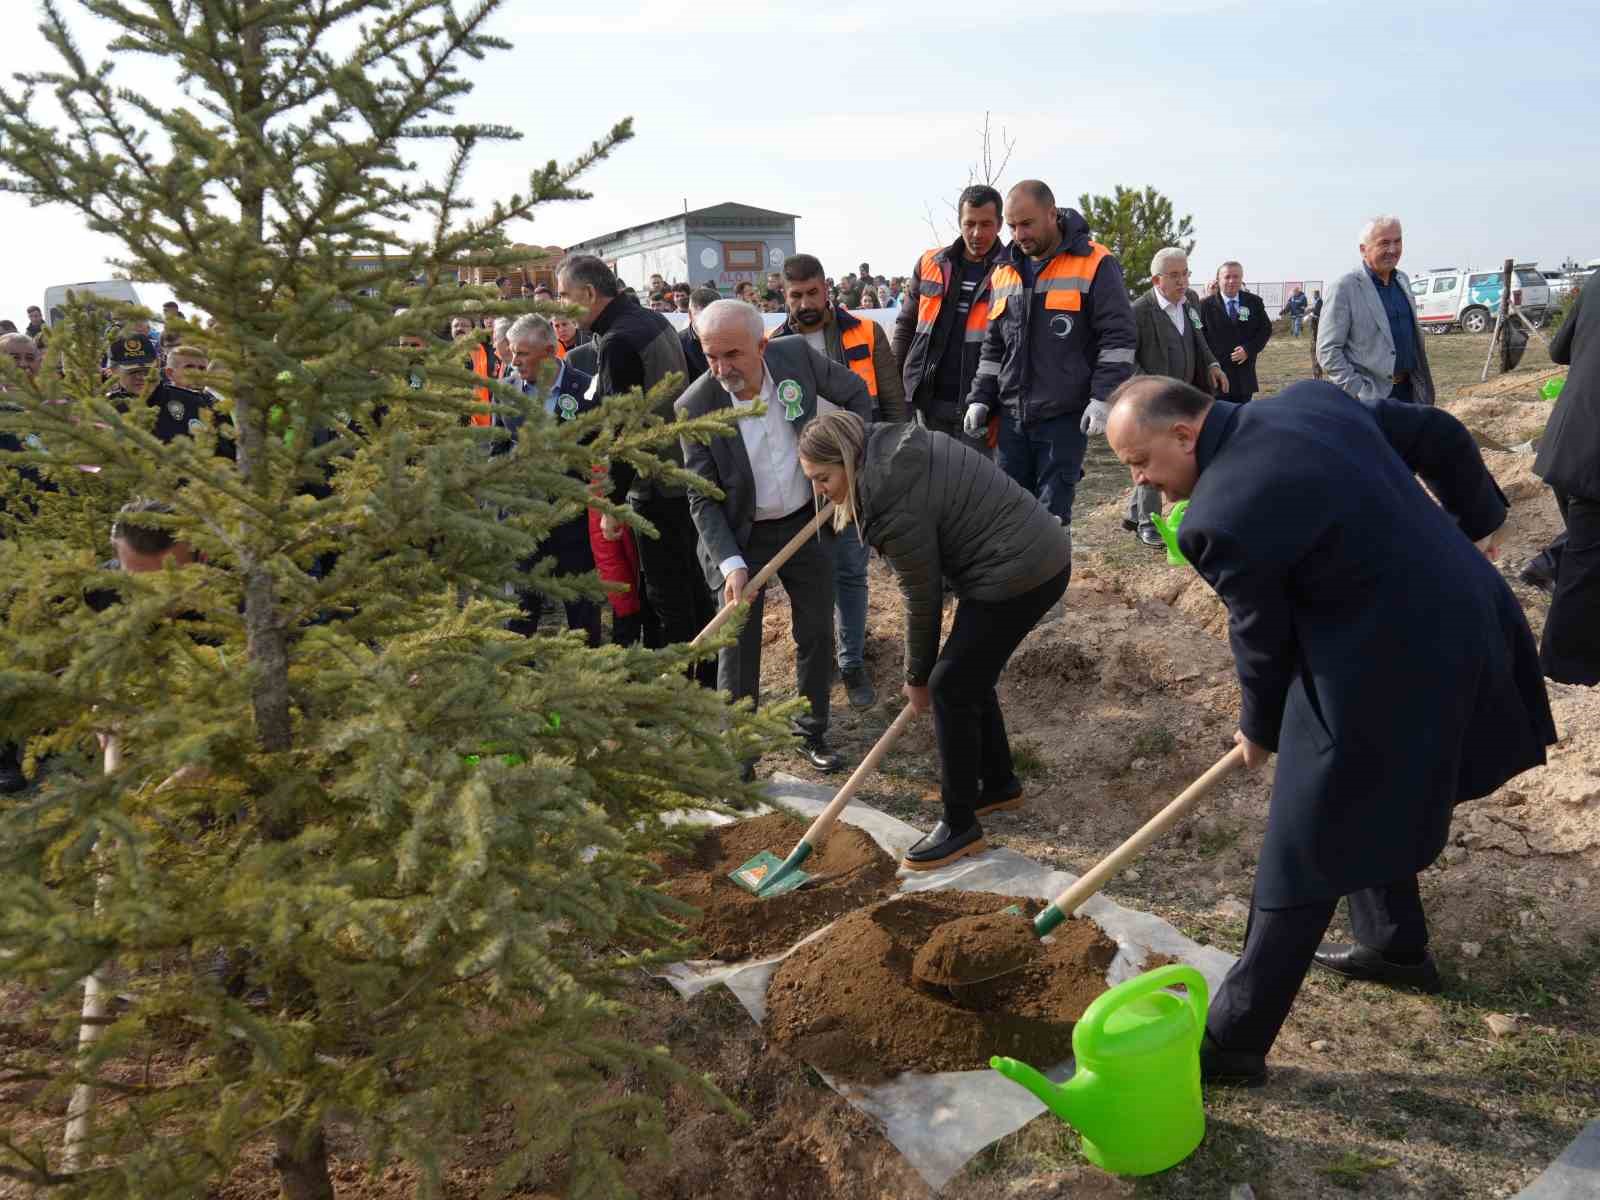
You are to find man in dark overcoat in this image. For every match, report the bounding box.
[1533,268,1600,683]
[1106,376,1557,1085]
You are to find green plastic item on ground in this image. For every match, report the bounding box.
[1148,500,1190,567]
[990,963,1209,1177]
[1541,375,1565,402]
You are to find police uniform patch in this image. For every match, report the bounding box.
[167,398,186,420]
[778,379,804,421]
[189,418,204,434]
[1050,314,1074,338]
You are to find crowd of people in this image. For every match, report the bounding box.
[3,176,1597,1090]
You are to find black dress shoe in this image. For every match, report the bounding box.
[1313,943,1442,994]
[901,821,987,871]
[798,734,844,773]
[1137,523,1164,548]
[1120,516,1138,532]
[1517,563,1556,596]
[1200,1031,1267,1088]
[975,776,1023,817]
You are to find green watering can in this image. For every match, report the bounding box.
[990,963,1209,1176]
[1147,500,1190,567]
[1540,375,1565,402]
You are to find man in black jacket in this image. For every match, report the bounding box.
[556,255,712,682]
[1106,377,1555,1085]
[1533,269,1600,682]
[679,286,719,385]
[965,181,1137,528]
[892,184,1008,449]
[1200,262,1272,403]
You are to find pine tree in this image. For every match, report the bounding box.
[1077,185,1197,299]
[0,3,780,1196]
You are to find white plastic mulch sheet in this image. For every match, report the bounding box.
[657,774,1237,1193]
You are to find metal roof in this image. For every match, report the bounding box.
[571,201,799,249]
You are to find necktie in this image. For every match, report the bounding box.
[1227,299,1239,321]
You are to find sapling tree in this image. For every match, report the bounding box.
[0,2,778,1196]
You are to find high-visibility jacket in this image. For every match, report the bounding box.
[770,306,879,396]
[468,340,496,426]
[968,209,1137,427]
[891,235,1006,423]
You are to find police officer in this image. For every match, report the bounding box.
[107,334,230,450]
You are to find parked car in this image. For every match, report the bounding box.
[1408,264,1551,333]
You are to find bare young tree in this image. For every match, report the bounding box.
[924,111,1017,244]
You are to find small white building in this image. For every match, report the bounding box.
[566,201,799,295]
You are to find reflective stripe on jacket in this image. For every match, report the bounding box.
[892,236,1004,422]
[769,306,881,395]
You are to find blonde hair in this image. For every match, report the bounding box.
[798,410,867,535]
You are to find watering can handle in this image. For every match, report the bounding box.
[1076,963,1209,1050]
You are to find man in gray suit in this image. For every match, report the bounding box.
[677,301,875,774]
[1122,247,1229,545]
[1318,216,1436,405]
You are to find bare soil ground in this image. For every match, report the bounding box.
[3,332,1594,1198]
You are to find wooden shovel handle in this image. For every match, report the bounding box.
[798,704,917,850]
[1047,744,1245,919]
[688,501,835,649]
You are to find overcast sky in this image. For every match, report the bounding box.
[2,0,1597,322]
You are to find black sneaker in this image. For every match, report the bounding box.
[901,821,987,871]
[798,733,844,773]
[975,776,1023,817]
[841,666,877,710]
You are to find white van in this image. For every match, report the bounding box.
[1408,266,1551,334]
[43,279,143,326]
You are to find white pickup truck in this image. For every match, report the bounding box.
[1408,265,1552,333]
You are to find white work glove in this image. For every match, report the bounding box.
[1080,398,1110,436]
[962,403,989,439]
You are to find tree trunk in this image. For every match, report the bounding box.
[272,1122,335,1200]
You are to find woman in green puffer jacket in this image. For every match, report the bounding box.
[798,410,1071,870]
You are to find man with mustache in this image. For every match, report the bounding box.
[768,253,906,712]
[675,300,875,775]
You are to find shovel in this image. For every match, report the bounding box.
[912,744,1246,987]
[689,500,835,649]
[729,704,917,897]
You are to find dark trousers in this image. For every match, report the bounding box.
[511,523,601,647]
[933,568,1069,830]
[633,493,717,687]
[718,505,835,738]
[1208,875,1428,1055]
[1540,492,1600,685]
[1529,488,1569,585]
[920,410,994,460]
[996,411,1089,526]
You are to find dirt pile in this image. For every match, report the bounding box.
[658,812,899,961]
[764,891,1117,1081]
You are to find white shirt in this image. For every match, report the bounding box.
[1155,288,1187,336]
[719,366,815,579]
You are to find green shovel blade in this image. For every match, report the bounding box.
[727,847,813,897]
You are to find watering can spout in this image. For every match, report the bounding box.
[988,1057,1111,1146]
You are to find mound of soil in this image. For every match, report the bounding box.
[658,812,899,961]
[765,891,1118,1081]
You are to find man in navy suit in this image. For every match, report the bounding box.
[1106,376,1556,1085]
[500,313,601,646]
